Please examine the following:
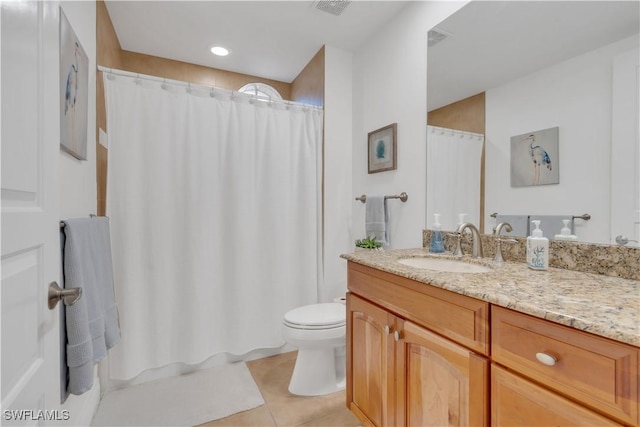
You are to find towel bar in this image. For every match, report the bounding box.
[490,212,591,221]
[355,192,408,204]
[572,213,591,221]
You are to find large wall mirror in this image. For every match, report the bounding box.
[426,1,639,246]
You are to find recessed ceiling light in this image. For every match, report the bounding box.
[210,46,230,57]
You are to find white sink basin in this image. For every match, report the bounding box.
[397,257,493,273]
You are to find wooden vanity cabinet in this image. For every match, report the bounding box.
[346,262,490,427]
[347,293,396,426]
[492,306,638,426]
[396,319,489,426]
[491,365,623,426]
[346,261,640,427]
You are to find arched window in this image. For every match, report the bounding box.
[238,82,283,102]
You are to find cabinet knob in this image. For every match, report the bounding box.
[394,331,401,341]
[535,352,558,366]
[384,325,391,335]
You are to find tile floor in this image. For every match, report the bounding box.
[198,351,360,427]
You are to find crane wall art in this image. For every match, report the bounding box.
[60,8,88,160]
[510,126,559,187]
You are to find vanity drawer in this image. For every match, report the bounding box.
[492,306,639,426]
[347,261,489,355]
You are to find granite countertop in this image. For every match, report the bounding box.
[341,248,640,348]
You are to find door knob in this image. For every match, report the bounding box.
[48,282,82,310]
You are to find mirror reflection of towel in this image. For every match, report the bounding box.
[495,215,528,237]
[365,196,389,246]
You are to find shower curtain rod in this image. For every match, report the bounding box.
[98,66,324,111]
[427,125,484,140]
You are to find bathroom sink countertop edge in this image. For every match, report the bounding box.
[341,248,640,348]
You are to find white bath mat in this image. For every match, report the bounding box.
[92,362,265,426]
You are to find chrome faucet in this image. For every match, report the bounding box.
[455,222,483,258]
[493,222,516,262]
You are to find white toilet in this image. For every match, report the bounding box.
[282,302,346,396]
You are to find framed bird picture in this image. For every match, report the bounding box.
[510,127,559,187]
[60,8,89,160]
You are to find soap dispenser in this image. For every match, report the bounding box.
[456,213,467,228]
[554,219,578,241]
[429,213,445,253]
[526,220,549,270]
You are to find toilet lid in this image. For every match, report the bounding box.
[284,303,345,328]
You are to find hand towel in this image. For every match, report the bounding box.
[365,196,389,246]
[62,217,120,395]
[495,215,529,237]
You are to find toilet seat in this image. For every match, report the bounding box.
[284,303,346,330]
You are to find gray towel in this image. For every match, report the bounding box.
[62,217,120,395]
[495,215,529,237]
[365,196,389,246]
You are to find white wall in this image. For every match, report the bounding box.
[322,45,353,302]
[59,1,100,425]
[485,35,639,244]
[352,1,467,250]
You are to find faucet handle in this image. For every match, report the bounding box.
[446,232,464,257]
[494,237,517,262]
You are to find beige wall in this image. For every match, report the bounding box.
[291,46,325,107]
[96,1,294,215]
[427,92,485,134]
[96,0,122,215]
[118,50,292,99]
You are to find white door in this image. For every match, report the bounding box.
[611,47,640,247]
[1,1,62,424]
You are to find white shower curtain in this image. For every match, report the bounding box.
[104,73,323,380]
[426,126,484,231]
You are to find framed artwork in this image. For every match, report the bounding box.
[60,8,89,160]
[368,123,397,174]
[510,126,559,187]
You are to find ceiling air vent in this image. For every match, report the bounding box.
[314,0,351,16]
[428,28,451,47]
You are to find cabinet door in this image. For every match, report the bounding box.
[347,294,395,427]
[492,365,621,426]
[396,319,489,427]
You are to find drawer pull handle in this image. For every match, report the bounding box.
[394,331,401,342]
[536,352,558,366]
[384,325,391,335]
